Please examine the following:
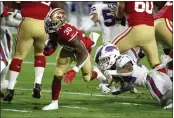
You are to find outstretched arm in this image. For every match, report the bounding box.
[116,2,126,19]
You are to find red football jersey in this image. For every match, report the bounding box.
[154,2,173,21]
[57,22,94,53]
[125,1,154,26]
[20,1,51,20]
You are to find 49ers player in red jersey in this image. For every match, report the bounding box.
[112,2,167,74]
[42,8,102,110]
[3,1,64,102]
[154,1,173,79]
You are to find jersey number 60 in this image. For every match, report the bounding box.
[134,2,153,14]
[102,9,116,27]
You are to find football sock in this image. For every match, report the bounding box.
[90,70,98,81]
[0,60,6,73]
[52,75,62,100]
[153,64,168,75]
[8,58,23,90]
[34,55,46,85]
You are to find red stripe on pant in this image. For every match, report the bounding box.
[146,75,163,99]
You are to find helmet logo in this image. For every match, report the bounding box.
[105,46,115,52]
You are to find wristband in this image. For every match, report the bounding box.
[73,66,80,72]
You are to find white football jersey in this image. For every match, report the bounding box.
[90,3,127,44]
[116,55,149,87]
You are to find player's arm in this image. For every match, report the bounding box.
[79,13,98,32]
[104,62,133,77]
[3,2,20,10]
[69,37,89,71]
[116,1,126,19]
[51,1,65,9]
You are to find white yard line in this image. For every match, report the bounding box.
[16,88,136,99]
[23,61,56,66]
[120,102,140,106]
[61,106,89,110]
[2,109,32,113]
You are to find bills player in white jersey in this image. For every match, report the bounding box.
[0,2,21,97]
[95,44,173,109]
[80,2,145,63]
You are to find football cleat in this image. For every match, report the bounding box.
[163,103,173,110]
[42,101,58,110]
[32,83,41,99]
[3,89,14,102]
[160,55,172,65]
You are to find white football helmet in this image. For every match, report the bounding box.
[95,44,120,70]
[116,54,133,68]
[44,8,66,34]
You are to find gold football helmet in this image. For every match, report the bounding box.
[44,8,66,33]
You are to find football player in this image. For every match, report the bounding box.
[0,2,21,97]
[95,45,173,109]
[154,1,173,79]
[3,1,64,102]
[112,1,167,74]
[42,8,104,110]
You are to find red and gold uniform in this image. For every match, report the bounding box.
[154,1,173,48]
[54,22,94,81]
[112,1,159,68]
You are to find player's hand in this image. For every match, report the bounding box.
[43,39,57,56]
[64,70,77,84]
[99,84,111,94]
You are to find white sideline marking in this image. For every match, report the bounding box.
[16,88,136,99]
[61,106,89,110]
[2,109,31,113]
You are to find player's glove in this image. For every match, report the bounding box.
[64,67,79,84]
[43,39,57,56]
[99,83,111,94]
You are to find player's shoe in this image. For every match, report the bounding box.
[160,55,172,65]
[93,67,106,81]
[32,83,41,99]
[163,103,173,110]
[3,89,14,102]
[42,101,58,110]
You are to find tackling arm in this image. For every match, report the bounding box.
[104,62,133,77]
[116,2,126,19]
[79,13,98,32]
[69,38,89,72]
[51,1,65,9]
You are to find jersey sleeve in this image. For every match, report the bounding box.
[90,4,102,21]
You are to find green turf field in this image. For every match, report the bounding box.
[1,33,172,118]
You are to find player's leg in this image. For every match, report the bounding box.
[146,70,172,108]
[4,18,34,102]
[32,19,48,98]
[112,27,136,53]
[42,48,73,110]
[154,18,172,48]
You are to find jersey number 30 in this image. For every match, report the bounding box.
[102,9,116,27]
